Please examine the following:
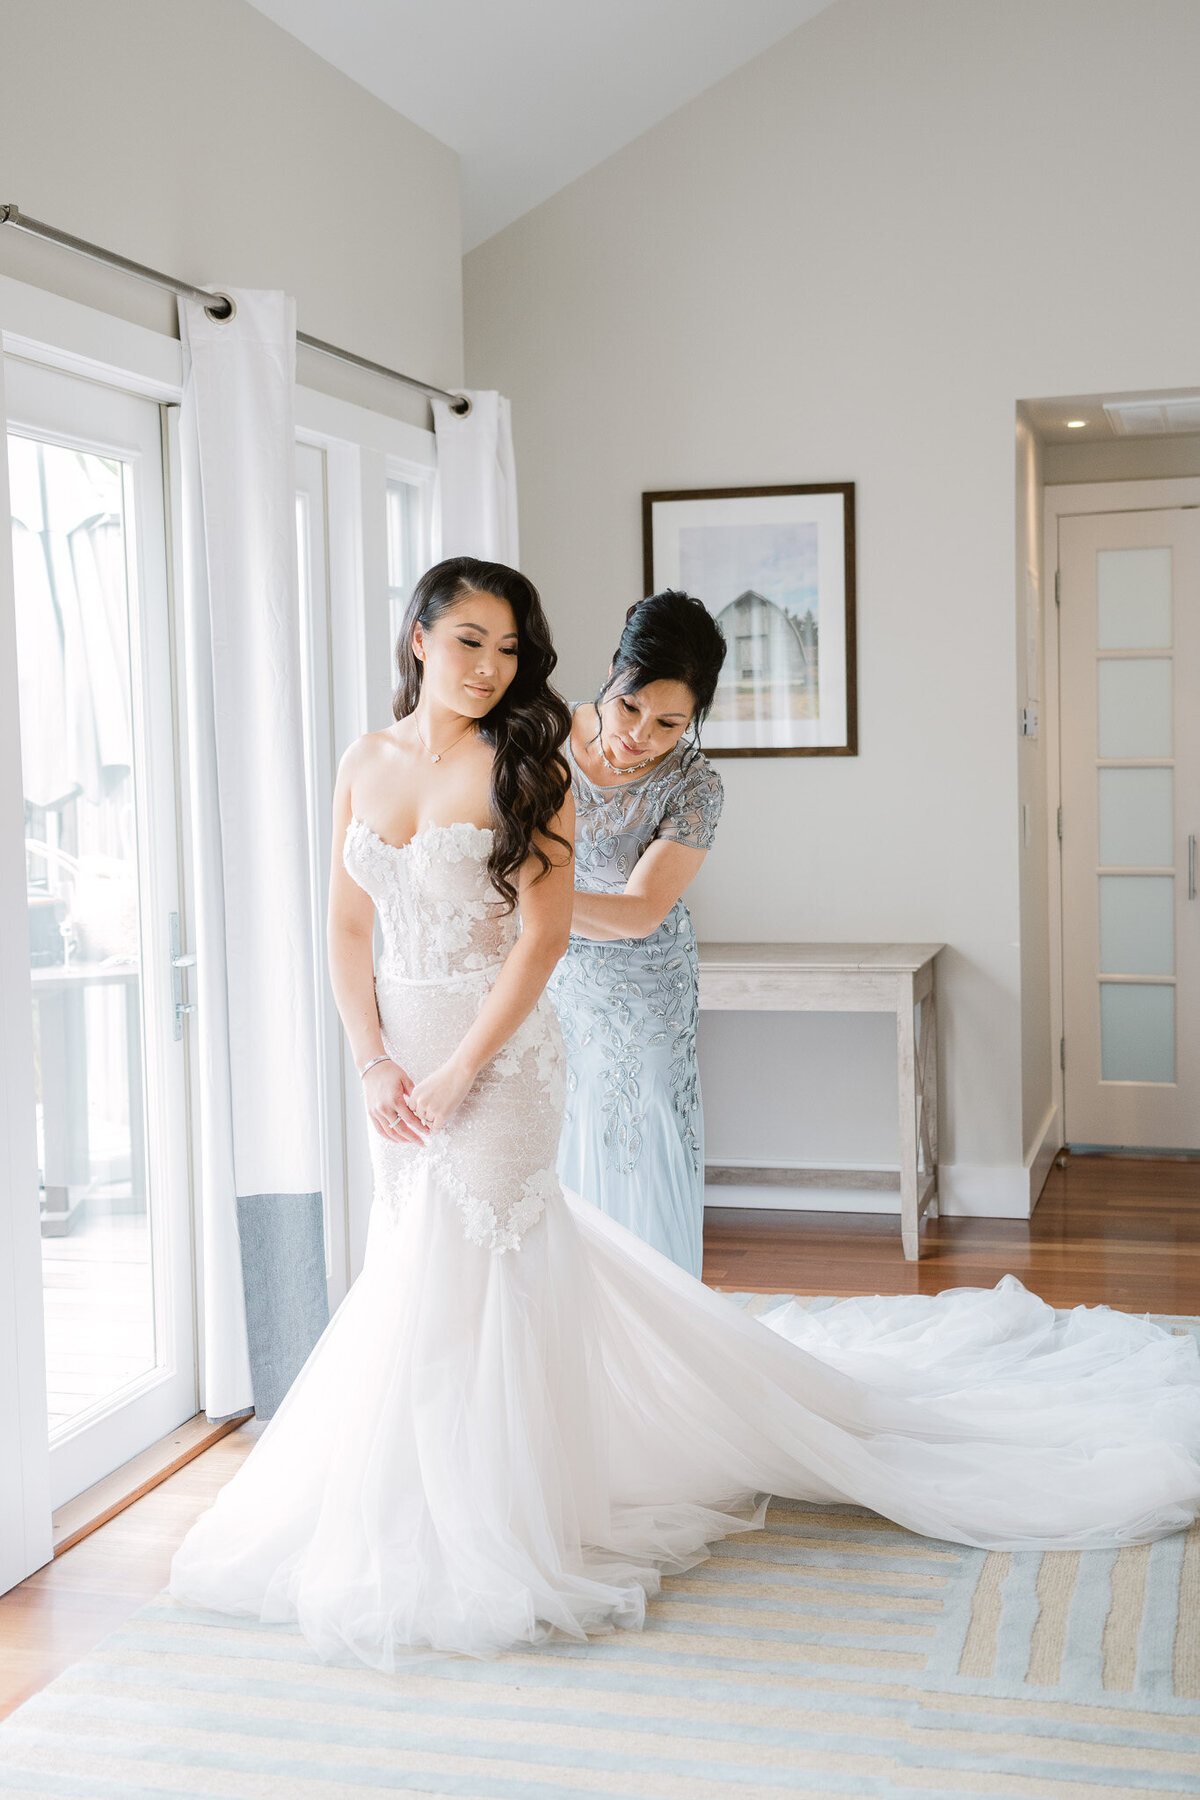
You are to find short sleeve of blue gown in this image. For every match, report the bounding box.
[653,754,724,850]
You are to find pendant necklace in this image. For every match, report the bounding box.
[415,715,476,763]
[596,728,660,777]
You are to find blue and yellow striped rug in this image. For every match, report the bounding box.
[2,1301,1198,1798]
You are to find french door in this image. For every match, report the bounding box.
[5,357,197,1511]
[1058,505,1200,1148]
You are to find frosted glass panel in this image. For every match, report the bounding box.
[1098,768,1174,866]
[1097,659,1172,758]
[1099,875,1174,974]
[1096,546,1172,648]
[1100,984,1175,1083]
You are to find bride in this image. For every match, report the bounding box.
[168,556,1200,1670]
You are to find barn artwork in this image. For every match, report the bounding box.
[642,484,856,757]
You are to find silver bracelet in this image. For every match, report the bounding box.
[358,1054,394,1080]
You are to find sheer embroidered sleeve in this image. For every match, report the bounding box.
[653,754,724,851]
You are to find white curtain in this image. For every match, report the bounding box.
[178,289,327,1420]
[432,390,519,565]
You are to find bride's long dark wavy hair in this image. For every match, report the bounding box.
[393,556,572,911]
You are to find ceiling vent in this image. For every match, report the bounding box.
[1103,396,1200,436]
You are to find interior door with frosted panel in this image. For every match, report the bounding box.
[5,357,196,1508]
[1059,507,1200,1147]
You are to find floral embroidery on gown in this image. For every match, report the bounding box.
[167,819,1200,1670]
[551,719,723,1274]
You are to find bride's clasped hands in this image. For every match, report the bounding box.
[166,553,1200,1672]
[407,1054,483,1136]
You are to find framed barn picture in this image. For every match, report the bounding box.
[642,482,857,756]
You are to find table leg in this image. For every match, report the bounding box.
[897,975,920,1259]
[921,983,939,1220]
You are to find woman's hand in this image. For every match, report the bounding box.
[364,1060,426,1144]
[407,1055,478,1135]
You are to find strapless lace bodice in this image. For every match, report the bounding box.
[344,817,517,979]
[342,816,564,1253]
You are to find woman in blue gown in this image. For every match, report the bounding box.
[551,591,727,1276]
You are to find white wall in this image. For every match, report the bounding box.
[0,0,462,427]
[463,0,1200,1208]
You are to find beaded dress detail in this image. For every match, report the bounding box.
[551,720,723,1274]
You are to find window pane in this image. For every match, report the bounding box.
[386,480,421,663]
[1098,874,1174,975]
[1100,983,1175,1083]
[1097,659,1172,759]
[1098,768,1174,866]
[1096,546,1172,649]
[9,432,156,1437]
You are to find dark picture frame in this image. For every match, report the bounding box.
[642,482,857,757]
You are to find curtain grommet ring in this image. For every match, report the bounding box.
[449,391,472,418]
[204,292,236,323]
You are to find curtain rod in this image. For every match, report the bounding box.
[0,204,471,414]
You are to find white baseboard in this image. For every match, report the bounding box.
[937,1163,1030,1219]
[706,1183,902,1214]
[706,1159,1039,1220]
[1025,1104,1061,1213]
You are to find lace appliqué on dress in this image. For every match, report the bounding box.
[371,993,566,1254]
[429,1150,560,1254]
[349,816,566,1255]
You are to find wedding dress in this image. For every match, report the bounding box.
[168,819,1200,1669]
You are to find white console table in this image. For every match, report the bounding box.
[697,943,943,1260]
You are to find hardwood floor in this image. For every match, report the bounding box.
[2,1153,1197,1722]
[703,1153,1200,1312]
[0,1424,260,1721]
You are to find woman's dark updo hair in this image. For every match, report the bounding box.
[596,590,727,764]
[394,556,571,912]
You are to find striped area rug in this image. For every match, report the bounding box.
[1,1305,1198,1799]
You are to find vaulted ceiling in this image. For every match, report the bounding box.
[246,0,838,249]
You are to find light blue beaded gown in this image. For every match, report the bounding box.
[550,717,724,1276]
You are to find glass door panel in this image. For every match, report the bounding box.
[1095,546,1172,647]
[12,432,157,1434]
[1098,875,1175,976]
[1100,985,1175,1084]
[6,358,196,1507]
[1097,768,1173,866]
[1095,659,1172,758]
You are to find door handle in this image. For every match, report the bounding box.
[1190,834,1197,902]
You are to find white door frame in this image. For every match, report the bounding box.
[1042,476,1200,1145]
[295,388,436,1284]
[0,346,53,1590]
[0,278,182,1588]
[5,357,198,1507]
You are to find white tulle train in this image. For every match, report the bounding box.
[168,1174,1200,1668]
[167,819,1200,1667]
